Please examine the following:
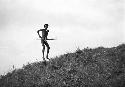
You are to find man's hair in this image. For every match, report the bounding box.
[44,24,49,27]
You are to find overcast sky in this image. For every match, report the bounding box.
[0,0,125,75]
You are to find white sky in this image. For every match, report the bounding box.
[0,0,125,75]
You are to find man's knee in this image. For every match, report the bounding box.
[42,48,45,53]
[47,46,50,50]
[42,45,45,49]
[48,47,50,49]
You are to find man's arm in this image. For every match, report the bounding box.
[37,29,43,38]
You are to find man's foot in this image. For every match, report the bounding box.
[43,57,46,61]
[46,55,50,60]
[46,57,50,61]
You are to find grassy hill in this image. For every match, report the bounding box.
[0,44,125,87]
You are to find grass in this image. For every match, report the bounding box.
[0,44,125,87]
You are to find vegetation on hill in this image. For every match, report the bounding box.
[0,44,125,87]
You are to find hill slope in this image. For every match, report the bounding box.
[0,44,125,87]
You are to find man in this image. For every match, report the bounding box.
[37,24,50,61]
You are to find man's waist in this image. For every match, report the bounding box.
[41,37,46,40]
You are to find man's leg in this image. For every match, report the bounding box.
[42,45,45,61]
[41,39,46,61]
[46,46,50,60]
[44,41,50,60]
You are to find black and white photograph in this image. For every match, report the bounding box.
[0,0,125,87]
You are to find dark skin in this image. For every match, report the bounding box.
[37,25,50,61]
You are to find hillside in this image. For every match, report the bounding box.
[0,44,125,87]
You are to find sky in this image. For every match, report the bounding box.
[0,0,125,75]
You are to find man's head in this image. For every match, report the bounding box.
[44,24,49,29]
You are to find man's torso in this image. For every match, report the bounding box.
[41,29,48,40]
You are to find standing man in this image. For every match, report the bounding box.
[37,24,50,61]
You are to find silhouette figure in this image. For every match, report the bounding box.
[37,24,50,61]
